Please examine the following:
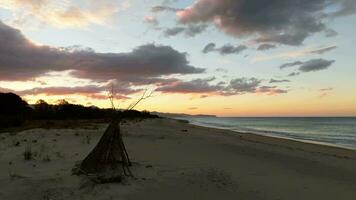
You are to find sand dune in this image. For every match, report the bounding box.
[1,118,356,200]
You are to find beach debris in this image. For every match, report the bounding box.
[42,155,51,162]
[23,144,33,160]
[9,171,27,180]
[85,135,91,144]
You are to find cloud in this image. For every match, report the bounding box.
[163,27,185,36]
[163,24,208,37]
[288,72,301,77]
[184,24,208,37]
[16,85,108,96]
[254,45,338,63]
[269,79,290,83]
[298,59,335,72]
[215,68,228,73]
[320,87,333,92]
[202,43,247,55]
[228,78,261,93]
[151,5,182,13]
[169,0,356,45]
[280,61,304,70]
[0,21,205,83]
[308,46,337,54]
[157,77,221,94]
[255,86,288,95]
[224,78,288,95]
[280,58,335,75]
[329,0,356,18]
[144,16,159,26]
[161,0,179,5]
[319,87,333,98]
[257,44,277,51]
[202,43,216,53]
[157,77,288,96]
[0,0,123,28]
[325,29,338,37]
[14,84,136,99]
[0,86,15,93]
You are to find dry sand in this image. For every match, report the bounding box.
[1,118,356,200]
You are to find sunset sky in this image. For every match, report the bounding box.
[0,0,356,116]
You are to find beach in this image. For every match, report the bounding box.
[1,118,356,200]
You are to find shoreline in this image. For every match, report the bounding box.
[182,118,356,153]
[181,119,356,160]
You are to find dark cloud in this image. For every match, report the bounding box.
[184,24,208,37]
[174,0,356,45]
[308,46,337,54]
[202,43,216,53]
[257,44,277,51]
[288,72,301,77]
[299,59,335,72]
[151,6,182,13]
[219,44,247,55]
[229,78,261,93]
[14,84,139,99]
[329,0,356,18]
[225,78,288,95]
[202,43,247,55]
[280,61,304,69]
[163,24,208,37]
[163,27,185,36]
[157,77,221,94]
[281,58,335,75]
[0,21,204,83]
[17,85,108,96]
[157,77,287,96]
[269,79,291,83]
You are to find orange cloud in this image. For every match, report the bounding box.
[0,0,125,28]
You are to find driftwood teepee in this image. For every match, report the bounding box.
[77,118,132,176]
[74,87,153,181]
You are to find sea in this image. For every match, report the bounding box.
[177,116,356,150]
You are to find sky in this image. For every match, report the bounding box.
[0,0,356,117]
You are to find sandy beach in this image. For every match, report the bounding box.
[1,118,356,200]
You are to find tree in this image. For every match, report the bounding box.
[0,92,31,127]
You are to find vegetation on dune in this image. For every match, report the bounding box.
[0,92,158,129]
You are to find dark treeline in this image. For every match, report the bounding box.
[0,92,158,128]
